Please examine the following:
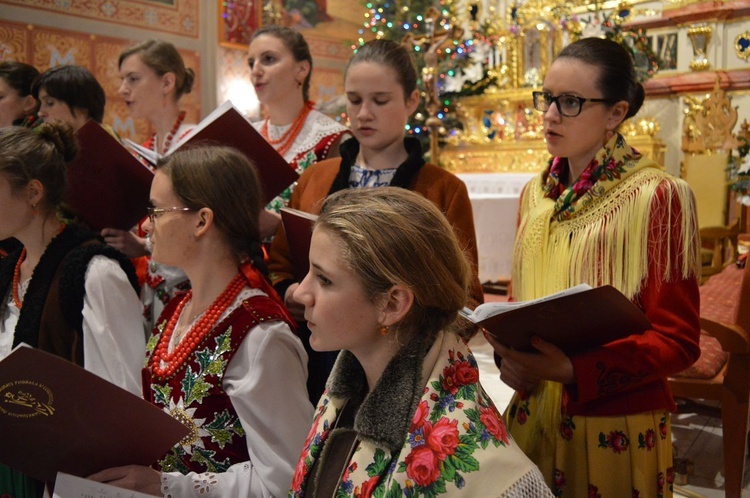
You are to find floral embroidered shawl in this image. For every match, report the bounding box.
[289,331,552,497]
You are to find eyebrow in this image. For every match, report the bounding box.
[346,91,392,97]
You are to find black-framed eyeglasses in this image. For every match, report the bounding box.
[147,207,193,223]
[532,91,617,117]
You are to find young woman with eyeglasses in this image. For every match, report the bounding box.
[484,37,701,497]
[89,145,312,497]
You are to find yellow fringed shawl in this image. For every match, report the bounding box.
[513,158,700,303]
[506,144,700,482]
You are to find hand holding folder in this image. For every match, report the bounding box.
[462,284,652,353]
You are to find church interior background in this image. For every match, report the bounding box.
[1,0,749,495]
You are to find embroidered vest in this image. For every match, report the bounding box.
[143,294,293,473]
[0,226,138,363]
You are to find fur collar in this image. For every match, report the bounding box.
[326,330,437,454]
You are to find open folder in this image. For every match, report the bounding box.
[0,347,189,483]
[126,101,299,205]
[65,120,153,231]
[462,284,652,353]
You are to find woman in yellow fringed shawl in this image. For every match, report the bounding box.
[485,37,701,498]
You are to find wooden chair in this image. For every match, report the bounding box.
[699,220,741,282]
[669,258,750,498]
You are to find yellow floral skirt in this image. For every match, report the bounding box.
[505,381,674,498]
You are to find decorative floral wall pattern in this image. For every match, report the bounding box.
[0,18,201,144]
[0,0,199,38]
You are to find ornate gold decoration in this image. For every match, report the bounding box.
[620,118,661,138]
[735,31,750,61]
[507,0,570,89]
[687,24,712,72]
[682,77,740,153]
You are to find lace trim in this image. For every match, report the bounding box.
[500,467,554,498]
[254,110,348,163]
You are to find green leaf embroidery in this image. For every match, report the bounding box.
[152,384,172,406]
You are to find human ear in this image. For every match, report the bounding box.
[161,72,177,97]
[26,179,44,207]
[607,100,630,129]
[380,284,414,327]
[21,95,37,116]
[194,207,214,238]
[297,60,311,82]
[406,89,420,116]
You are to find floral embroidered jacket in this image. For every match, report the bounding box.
[143,293,295,473]
[290,331,552,497]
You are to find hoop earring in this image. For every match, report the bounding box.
[605,129,615,141]
[162,94,168,108]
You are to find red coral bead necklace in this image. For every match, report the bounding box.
[260,101,313,157]
[144,110,186,155]
[150,272,246,378]
[12,224,66,309]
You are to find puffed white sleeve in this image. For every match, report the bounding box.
[160,320,313,498]
[81,255,146,396]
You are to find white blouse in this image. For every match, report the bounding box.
[0,255,146,396]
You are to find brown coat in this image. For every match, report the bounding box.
[267,156,484,306]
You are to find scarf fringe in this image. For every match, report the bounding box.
[514,168,700,302]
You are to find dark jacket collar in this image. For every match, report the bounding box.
[326,330,437,454]
[0,225,97,348]
[327,137,426,196]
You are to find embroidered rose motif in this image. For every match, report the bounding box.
[573,168,595,196]
[666,466,674,484]
[659,415,668,439]
[638,428,656,450]
[404,445,441,487]
[291,458,307,492]
[426,418,460,459]
[657,471,664,493]
[355,476,379,498]
[553,469,566,496]
[598,430,630,454]
[518,408,527,424]
[411,399,429,430]
[479,405,509,444]
[559,416,575,441]
[516,400,530,425]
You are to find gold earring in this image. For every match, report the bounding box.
[31,202,38,215]
[379,325,389,335]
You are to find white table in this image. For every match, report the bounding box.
[458,173,535,283]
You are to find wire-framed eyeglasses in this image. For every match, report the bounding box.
[147,207,193,223]
[532,91,617,117]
